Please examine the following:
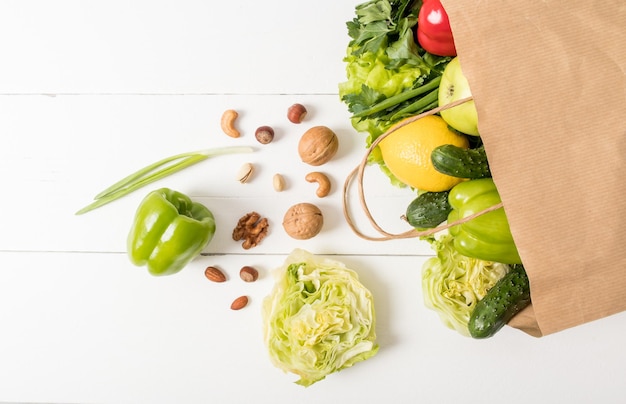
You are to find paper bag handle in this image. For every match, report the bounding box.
[342,96,504,241]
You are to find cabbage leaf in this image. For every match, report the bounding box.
[262,249,378,386]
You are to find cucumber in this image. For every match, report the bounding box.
[468,264,531,339]
[431,144,491,179]
[405,191,451,229]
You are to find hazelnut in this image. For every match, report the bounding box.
[282,202,324,240]
[239,266,259,282]
[298,126,339,166]
[255,125,275,144]
[287,103,307,124]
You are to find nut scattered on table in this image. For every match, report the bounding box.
[282,202,324,240]
[232,211,269,249]
[220,109,241,138]
[298,126,339,166]
[236,162,254,183]
[239,266,259,282]
[273,173,286,192]
[255,125,275,144]
[230,295,249,310]
[305,172,331,198]
[204,266,227,283]
[287,103,307,124]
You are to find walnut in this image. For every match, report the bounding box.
[282,203,324,240]
[232,212,269,249]
[297,126,339,166]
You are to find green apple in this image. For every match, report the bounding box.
[438,57,480,136]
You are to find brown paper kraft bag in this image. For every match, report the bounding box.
[439,0,626,336]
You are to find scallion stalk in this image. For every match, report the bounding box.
[76,146,254,215]
[389,89,439,121]
[352,76,441,119]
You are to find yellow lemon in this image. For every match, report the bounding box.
[378,115,469,192]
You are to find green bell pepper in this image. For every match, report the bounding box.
[447,178,522,264]
[127,188,216,276]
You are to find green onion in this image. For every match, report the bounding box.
[389,89,439,121]
[76,146,254,215]
[352,76,441,118]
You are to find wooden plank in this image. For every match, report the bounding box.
[0,0,358,94]
[0,93,431,255]
[1,251,624,403]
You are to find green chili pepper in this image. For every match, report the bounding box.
[447,178,522,264]
[127,188,216,276]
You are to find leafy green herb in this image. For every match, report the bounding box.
[341,84,386,116]
[347,1,393,54]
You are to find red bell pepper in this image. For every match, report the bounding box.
[416,0,457,57]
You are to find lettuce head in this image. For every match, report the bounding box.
[422,234,510,336]
[262,249,378,386]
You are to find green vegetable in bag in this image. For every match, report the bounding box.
[422,234,510,336]
[448,178,522,264]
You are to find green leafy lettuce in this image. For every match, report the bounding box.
[422,235,510,336]
[262,249,378,387]
[339,0,451,187]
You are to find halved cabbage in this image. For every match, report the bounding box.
[262,249,378,386]
[422,234,510,336]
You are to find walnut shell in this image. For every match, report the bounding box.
[297,126,339,166]
[282,202,324,240]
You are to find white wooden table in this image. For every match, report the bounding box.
[1,1,625,403]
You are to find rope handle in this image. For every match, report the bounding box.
[341,96,504,241]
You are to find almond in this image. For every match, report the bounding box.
[239,266,259,282]
[204,266,226,283]
[230,295,249,310]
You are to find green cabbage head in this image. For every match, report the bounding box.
[422,234,510,336]
[262,249,378,387]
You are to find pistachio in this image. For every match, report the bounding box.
[236,162,254,183]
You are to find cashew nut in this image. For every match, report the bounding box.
[305,172,331,198]
[220,109,240,138]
